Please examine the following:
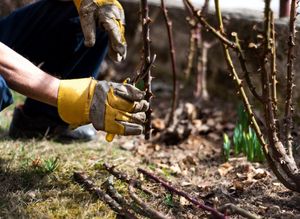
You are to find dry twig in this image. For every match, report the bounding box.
[102,175,149,217]
[73,171,137,219]
[128,180,171,219]
[219,203,261,219]
[138,168,226,219]
[103,163,158,197]
[102,176,130,207]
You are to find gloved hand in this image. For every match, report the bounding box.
[73,0,127,62]
[57,78,149,140]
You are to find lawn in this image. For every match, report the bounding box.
[0,92,135,218]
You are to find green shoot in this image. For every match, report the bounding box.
[43,157,59,173]
[223,134,231,161]
[31,156,59,175]
[164,193,175,207]
[223,105,265,162]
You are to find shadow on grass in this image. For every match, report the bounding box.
[0,157,49,216]
[0,127,8,138]
[0,158,47,193]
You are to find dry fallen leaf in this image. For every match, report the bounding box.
[184,103,197,120]
[183,155,197,166]
[253,168,268,180]
[180,196,190,206]
[152,118,166,131]
[170,163,182,174]
[206,118,216,127]
[208,133,221,141]
[198,124,211,134]
[218,162,234,176]
[233,180,244,192]
[181,181,192,187]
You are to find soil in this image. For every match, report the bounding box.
[106,95,300,219]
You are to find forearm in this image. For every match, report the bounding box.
[0,42,59,107]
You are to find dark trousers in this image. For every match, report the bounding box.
[0,0,108,124]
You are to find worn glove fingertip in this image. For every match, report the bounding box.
[106,133,115,142]
[84,39,96,47]
[108,46,122,62]
[139,100,149,112]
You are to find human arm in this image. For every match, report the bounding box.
[0,42,148,138]
[0,42,59,107]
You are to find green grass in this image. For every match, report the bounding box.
[0,91,25,132]
[0,137,137,218]
[164,193,175,208]
[0,91,138,218]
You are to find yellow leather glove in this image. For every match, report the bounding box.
[73,0,126,62]
[57,78,149,140]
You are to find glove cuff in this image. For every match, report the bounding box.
[73,0,81,10]
[58,78,97,127]
[73,0,123,11]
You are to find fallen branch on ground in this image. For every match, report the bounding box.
[219,203,261,219]
[138,168,226,219]
[129,180,171,219]
[103,163,158,197]
[73,171,137,219]
[102,175,152,218]
[74,164,263,218]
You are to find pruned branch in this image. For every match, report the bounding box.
[102,175,150,217]
[219,203,261,219]
[138,168,226,219]
[102,175,130,207]
[73,172,137,219]
[103,163,158,197]
[128,180,171,219]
